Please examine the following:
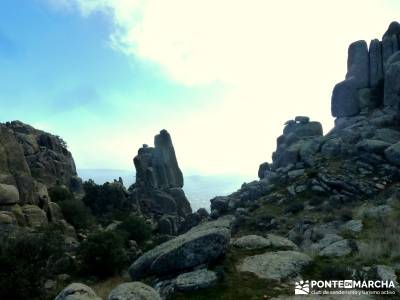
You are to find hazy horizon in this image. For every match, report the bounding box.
[78,168,252,210]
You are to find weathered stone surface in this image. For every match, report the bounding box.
[384,62,400,107]
[346,40,369,88]
[283,122,323,138]
[321,138,342,157]
[385,142,400,166]
[319,239,352,257]
[129,216,233,280]
[232,235,271,250]
[22,204,47,227]
[176,269,218,292]
[266,234,298,250]
[369,39,383,87]
[294,116,310,124]
[108,282,161,300]
[48,201,63,222]
[382,36,399,69]
[340,219,363,234]
[237,251,312,281]
[356,139,391,154]
[0,183,19,204]
[374,128,400,144]
[386,51,400,67]
[134,130,183,190]
[369,265,399,287]
[158,215,177,235]
[132,130,192,220]
[383,21,400,39]
[310,234,343,253]
[55,283,102,300]
[331,79,360,117]
[258,162,271,179]
[166,187,192,216]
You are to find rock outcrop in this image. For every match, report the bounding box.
[134,130,183,190]
[130,130,193,235]
[0,121,81,235]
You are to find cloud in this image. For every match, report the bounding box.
[49,0,400,175]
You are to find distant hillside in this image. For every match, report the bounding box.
[78,169,251,211]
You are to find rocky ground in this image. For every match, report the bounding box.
[4,21,400,300]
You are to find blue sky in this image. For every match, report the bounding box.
[1,0,400,176]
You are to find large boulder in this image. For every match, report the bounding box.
[237,250,312,281]
[22,204,48,227]
[384,61,400,107]
[108,282,161,300]
[369,39,384,87]
[346,40,369,88]
[331,79,360,117]
[128,216,233,280]
[0,183,19,204]
[383,21,400,39]
[54,283,102,300]
[382,35,399,70]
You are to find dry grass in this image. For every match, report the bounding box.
[90,274,128,299]
[356,209,400,265]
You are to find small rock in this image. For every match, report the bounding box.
[44,279,56,291]
[55,283,102,300]
[340,220,363,234]
[176,269,218,292]
[108,282,161,300]
[319,239,352,257]
[294,116,310,124]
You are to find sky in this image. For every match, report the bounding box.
[1,0,400,177]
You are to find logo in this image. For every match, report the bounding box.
[295,280,310,295]
[294,279,397,296]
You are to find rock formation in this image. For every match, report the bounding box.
[130,130,193,235]
[0,121,82,235]
[134,129,183,190]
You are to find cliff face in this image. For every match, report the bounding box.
[0,121,82,232]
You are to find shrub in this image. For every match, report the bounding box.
[284,203,304,214]
[59,198,94,230]
[78,231,128,278]
[82,180,127,217]
[0,224,65,299]
[48,185,73,203]
[117,216,152,245]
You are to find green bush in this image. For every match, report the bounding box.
[284,203,304,214]
[78,231,128,278]
[82,180,127,217]
[59,198,94,230]
[0,224,65,299]
[48,185,73,203]
[117,216,152,245]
